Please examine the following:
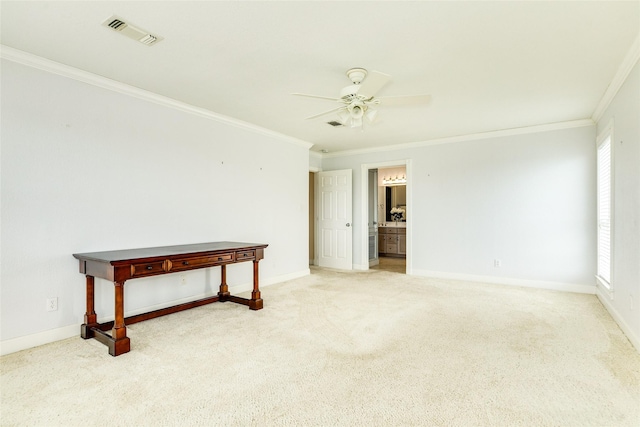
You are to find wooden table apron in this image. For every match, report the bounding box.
[73,242,268,356]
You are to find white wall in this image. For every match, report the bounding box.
[309,151,323,171]
[0,59,311,352]
[322,124,596,291]
[595,60,640,350]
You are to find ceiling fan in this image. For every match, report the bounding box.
[292,68,431,129]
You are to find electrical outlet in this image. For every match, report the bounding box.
[494,259,502,268]
[46,297,58,312]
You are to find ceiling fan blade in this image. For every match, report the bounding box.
[377,94,431,106]
[292,93,340,102]
[357,71,391,98]
[306,106,345,120]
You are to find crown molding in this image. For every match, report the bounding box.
[592,33,640,123]
[319,118,594,158]
[0,45,314,150]
[1,45,599,158]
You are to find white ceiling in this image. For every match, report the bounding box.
[1,1,638,154]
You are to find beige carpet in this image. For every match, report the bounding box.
[2,267,639,426]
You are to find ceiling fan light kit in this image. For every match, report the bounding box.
[293,68,431,130]
[348,102,364,119]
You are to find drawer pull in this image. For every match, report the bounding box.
[146,266,153,270]
[218,257,224,261]
[183,261,189,266]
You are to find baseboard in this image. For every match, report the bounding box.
[596,287,640,353]
[0,269,310,356]
[262,268,310,287]
[411,269,596,294]
[0,324,80,357]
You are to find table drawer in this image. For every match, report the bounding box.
[235,250,255,261]
[130,261,166,278]
[171,253,235,271]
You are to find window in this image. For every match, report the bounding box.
[596,126,613,290]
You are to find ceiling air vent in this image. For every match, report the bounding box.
[139,34,158,46]
[107,19,127,30]
[327,121,343,127]
[102,15,163,46]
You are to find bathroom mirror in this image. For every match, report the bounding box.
[385,185,406,221]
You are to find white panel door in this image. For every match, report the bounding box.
[317,169,353,270]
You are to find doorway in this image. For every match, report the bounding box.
[360,160,411,274]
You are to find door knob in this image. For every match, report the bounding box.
[346,223,351,227]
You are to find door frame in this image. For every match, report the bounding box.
[359,160,412,273]
[309,167,321,267]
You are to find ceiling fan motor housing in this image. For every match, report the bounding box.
[346,68,367,84]
[340,68,368,100]
[340,84,361,100]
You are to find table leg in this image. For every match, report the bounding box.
[110,281,130,356]
[218,264,230,301]
[81,275,98,339]
[249,259,263,310]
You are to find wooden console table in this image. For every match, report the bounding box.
[73,241,268,356]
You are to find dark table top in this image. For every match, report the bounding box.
[73,241,268,263]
